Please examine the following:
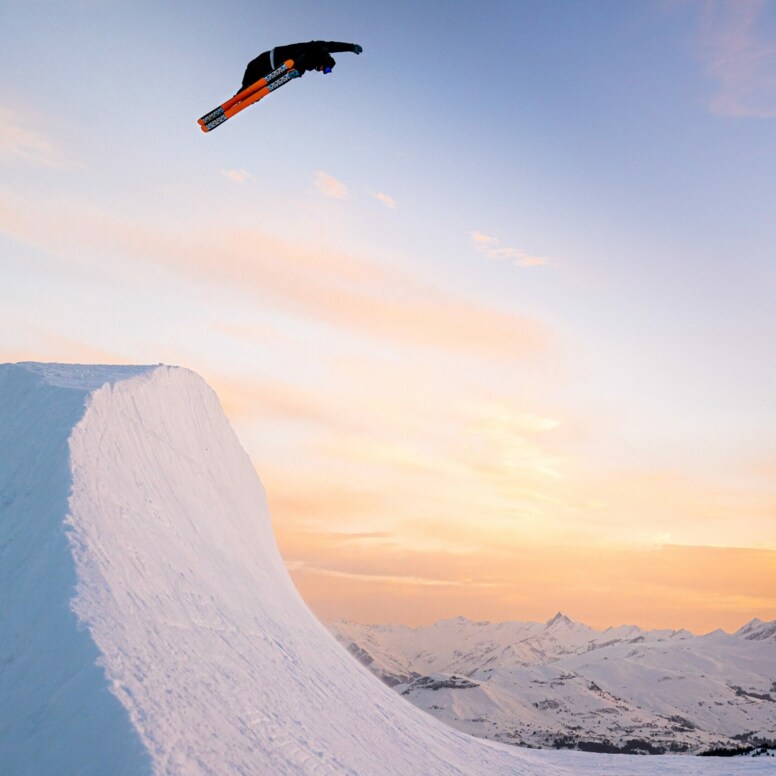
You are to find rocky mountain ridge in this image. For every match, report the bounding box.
[331,613,776,754]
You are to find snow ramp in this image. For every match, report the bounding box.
[0,364,767,775]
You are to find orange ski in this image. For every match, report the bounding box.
[198,59,298,132]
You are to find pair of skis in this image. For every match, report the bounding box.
[198,59,299,132]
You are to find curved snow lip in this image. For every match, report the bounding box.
[15,361,158,391]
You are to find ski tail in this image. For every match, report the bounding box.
[199,68,299,132]
[198,59,295,127]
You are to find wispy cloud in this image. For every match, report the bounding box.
[324,531,395,543]
[282,526,776,631]
[0,325,126,365]
[463,401,564,481]
[470,231,550,267]
[696,0,776,118]
[314,170,349,199]
[212,320,288,344]
[371,192,397,209]
[208,374,336,424]
[285,560,478,588]
[0,107,70,168]
[0,188,551,360]
[221,168,254,183]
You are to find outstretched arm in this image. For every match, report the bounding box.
[310,40,363,54]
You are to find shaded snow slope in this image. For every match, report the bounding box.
[0,363,769,774]
[0,364,154,776]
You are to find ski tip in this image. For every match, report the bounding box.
[198,106,225,125]
[200,113,228,132]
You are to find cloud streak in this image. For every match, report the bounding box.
[221,169,254,184]
[697,0,776,118]
[470,231,550,267]
[285,560,491,589]
[371,192,397,209]
[208,374,337,424]
[281,526,776,631]
[314,171,349,199]
[0,189,552,361]
[0,326,127,366]
[0,107,70,168]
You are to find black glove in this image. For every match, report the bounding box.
[352,44,363,54]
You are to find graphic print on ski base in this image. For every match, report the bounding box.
[198,60,298,132]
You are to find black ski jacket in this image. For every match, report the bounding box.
[240,41,359,90]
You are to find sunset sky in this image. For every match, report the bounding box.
[2,0,774,633]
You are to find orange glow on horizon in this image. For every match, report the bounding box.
[278,531,776,634]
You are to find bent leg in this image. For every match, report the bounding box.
[239,51,271,92]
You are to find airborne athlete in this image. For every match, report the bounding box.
[240,40,363,90]
[199,40,363,133]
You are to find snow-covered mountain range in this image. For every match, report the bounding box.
[2,362,771,774]
[331,613,776,755]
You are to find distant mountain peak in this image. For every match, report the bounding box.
[441,615,492,627]
[736,618,776,641]
[546,611,574,627]
[439,615,472,626]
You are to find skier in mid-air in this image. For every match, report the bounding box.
[199,39,363,132]
[240,40,363,92]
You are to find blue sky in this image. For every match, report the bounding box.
[2,0,775,630]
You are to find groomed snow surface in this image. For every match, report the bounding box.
[0,363,769,775]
